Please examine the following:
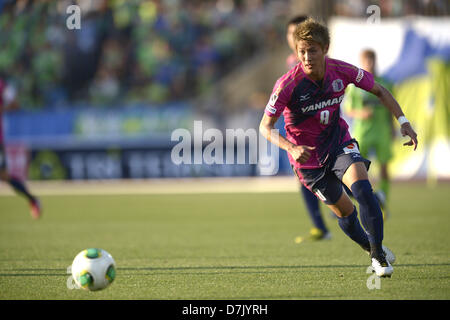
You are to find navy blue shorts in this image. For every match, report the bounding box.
[292,140,371,205]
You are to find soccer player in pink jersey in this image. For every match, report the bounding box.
[286,15,331,242]
[260,18,418,277]
[0,77,41,219]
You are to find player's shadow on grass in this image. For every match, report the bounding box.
[0,273,64,276]
[120,264,367,271]
[118,262,450,274]
[1,263,449,277]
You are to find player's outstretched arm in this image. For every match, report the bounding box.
[259,113,315,164]
[369,82,418,150]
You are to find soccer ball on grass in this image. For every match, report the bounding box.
[71,248,116,291]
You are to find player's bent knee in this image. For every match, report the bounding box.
[342,162,369,188]
[350,179,374,205]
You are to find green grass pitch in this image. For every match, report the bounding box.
[0,182,449,300]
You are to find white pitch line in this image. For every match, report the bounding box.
[0,176,301,196]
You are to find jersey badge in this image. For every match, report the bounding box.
[332,79,344,92]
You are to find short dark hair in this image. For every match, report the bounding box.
[286,15,308,29]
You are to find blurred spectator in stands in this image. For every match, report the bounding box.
[61,4,112,104]
[0,0,290,108]
[88,37,125,106]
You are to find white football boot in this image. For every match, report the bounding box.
[371,255,394,278]
[365,245,396,265]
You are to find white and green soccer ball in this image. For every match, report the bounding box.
[71,248,116,291]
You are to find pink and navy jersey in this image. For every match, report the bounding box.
[265,56,375,169]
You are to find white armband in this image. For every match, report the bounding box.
[397,116,409,126]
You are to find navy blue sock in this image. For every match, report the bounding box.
[351,180,384,255]
[338,206,370,251]
[8,177,35,202]
[300,185,328,233]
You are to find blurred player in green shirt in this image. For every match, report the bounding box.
[345,49,394,219]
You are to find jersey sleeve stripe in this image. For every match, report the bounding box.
[274,68,303,95]
[328,63,359,71]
